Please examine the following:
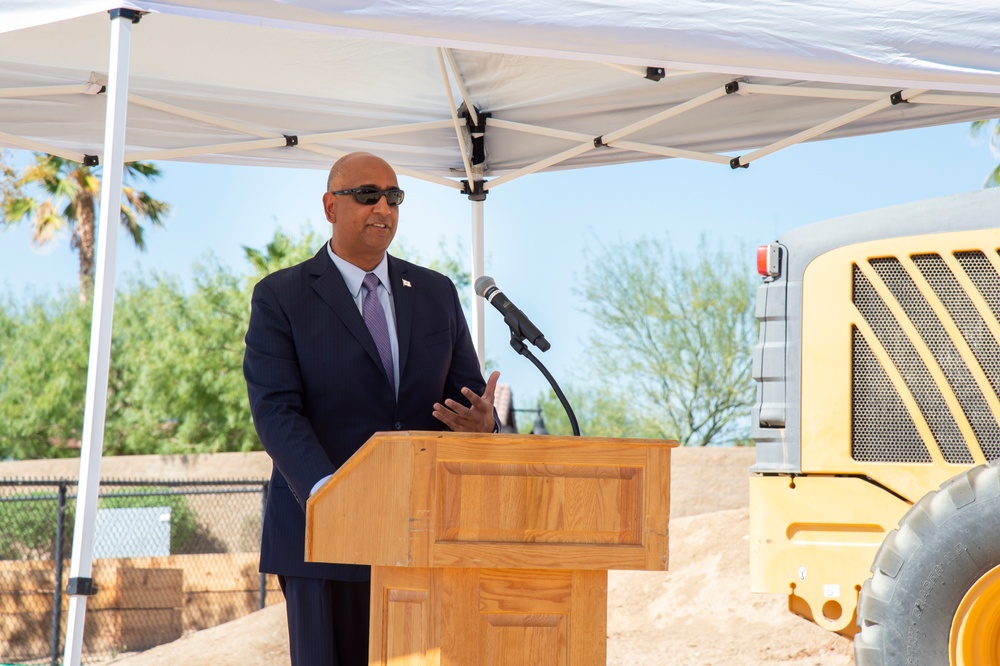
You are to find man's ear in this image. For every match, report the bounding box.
[322,192,337,224]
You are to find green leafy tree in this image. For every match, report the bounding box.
[528,387,661,439]
[571,236,757,446]
[1,154,169,300]
[0,227,473,459]
[102,266,259,455]
[0,293,91,459]
[972,120,1000,188]
[243,227,325,280]
[0,492,68,560]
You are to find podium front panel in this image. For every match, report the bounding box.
[369,566,606,666]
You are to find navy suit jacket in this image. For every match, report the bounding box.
[244,247,486,580]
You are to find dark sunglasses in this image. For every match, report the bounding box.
[329,187,405,206]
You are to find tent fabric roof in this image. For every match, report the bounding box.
[2,1,1000,189]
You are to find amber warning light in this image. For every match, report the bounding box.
[757,244,781,278]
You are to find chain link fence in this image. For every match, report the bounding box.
[0,478,280,665]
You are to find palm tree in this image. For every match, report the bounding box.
[2,153,169,300]
[972,120,1000,188]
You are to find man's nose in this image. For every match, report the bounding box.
[372,195,392,214]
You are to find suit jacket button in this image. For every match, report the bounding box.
[394,422,402,430]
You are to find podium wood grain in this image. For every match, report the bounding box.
[306,432,674,665]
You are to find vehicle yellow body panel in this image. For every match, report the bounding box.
[749,475,910,635]
[798,230,999,502]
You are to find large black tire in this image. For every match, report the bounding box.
[855,460,1000,665]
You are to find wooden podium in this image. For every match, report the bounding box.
[305,431,674,666]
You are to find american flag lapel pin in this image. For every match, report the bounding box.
[402,279,412,288]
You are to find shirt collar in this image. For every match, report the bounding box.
[326,242,392,297]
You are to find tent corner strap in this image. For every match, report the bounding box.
[108,8,143,24]
[461,179,487,201]
[65,577,99,596]
[463,109,490,166]
[645,67,665,81]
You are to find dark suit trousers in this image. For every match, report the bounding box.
[279,575,371,666]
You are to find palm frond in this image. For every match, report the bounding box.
[32,201,64,245]
[124,161,163,181]
[986,163,1000,189]
[2,196,36,224]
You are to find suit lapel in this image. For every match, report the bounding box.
[388,255,413,378]
[307,248,384,373]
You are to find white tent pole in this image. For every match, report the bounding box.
[63,9,136,666]
[471,197,486,369]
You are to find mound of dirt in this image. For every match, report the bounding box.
[102,507,853,666]
[607,508,853,665]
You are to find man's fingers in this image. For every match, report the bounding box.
[433,372,500,433]
[463,370,500,407]
[431,408,456,428]
[483,371,500,402]
[432,403,464,428]
[443,398,472,418]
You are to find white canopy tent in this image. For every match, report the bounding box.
[2,2,999,663]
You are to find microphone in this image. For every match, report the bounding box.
[475,276,551,352]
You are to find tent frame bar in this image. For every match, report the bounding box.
[125,120,454,162]
[2,74,1000,185]
[0,83,95,98]
[442,48,479,128]
[437,48,475,185]
[126,93,461,187]
[735,87,927,167]
[63,9,136,666]
[485,83,731,188]
[0,129,89,163]
[485,118,731,164]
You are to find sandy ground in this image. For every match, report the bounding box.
[100,506,854,666]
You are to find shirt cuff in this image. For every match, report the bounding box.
[309,474,333,497]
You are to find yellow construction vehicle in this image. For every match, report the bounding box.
[749,187,1000,665]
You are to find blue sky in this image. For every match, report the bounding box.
[1,121,997,409]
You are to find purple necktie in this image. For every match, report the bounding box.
[362,272,394,389]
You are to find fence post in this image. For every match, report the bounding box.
[51,482,68,666]
[258,481,268,610]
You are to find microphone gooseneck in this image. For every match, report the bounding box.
[475,275,579,436]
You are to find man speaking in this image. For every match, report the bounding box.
[244,152,499,665]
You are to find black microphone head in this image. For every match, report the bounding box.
[474,275,496,298]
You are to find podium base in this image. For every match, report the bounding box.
[370,566,607,666]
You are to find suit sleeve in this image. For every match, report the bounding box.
[441,278,489,410]
[243,280,336,510]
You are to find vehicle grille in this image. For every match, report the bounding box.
[851,251,1000,463]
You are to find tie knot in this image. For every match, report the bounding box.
[363,272,380,293]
